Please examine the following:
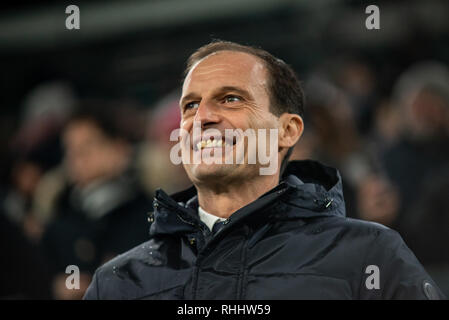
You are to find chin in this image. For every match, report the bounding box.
[190,163,235,181]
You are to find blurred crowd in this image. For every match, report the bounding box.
[0,57,448,299]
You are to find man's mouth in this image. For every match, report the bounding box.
[193,136,237,151]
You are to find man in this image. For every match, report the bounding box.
[84,41,445,299]
[42,103,151,299]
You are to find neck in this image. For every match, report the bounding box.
[196,173,280,219]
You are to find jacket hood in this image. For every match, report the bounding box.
[149,160,346,237]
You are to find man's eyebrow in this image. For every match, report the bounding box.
[180,86,252,107]
[180,92,200,107]
[215,86,252,98]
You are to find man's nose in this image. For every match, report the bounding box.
[194,101,221,128]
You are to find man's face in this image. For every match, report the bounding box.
[180,51,279,185]
[63,120,128,187]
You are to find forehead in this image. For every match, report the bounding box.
[183,51,268,91]
[64,119,104,140]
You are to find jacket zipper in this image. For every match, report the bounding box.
[154,198,205,300]
[156,187,288,300]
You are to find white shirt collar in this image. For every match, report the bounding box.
[198,206,226,231]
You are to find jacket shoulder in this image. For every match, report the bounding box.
[323,218,445,299]
[337,219,445,299]
[104,239,151,269]
[324,216,395,238]
[320,216,409,255]
[340,216,389,230]
[83,240,153,299]
[342,217,412,248]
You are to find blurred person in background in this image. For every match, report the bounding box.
[1,81,75,242]
[383,61,449,213]
[381,62,449,292]
[41,101,151,299]
[327,57,378,137]
[0,81,76,299]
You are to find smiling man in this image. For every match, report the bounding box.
[84,41,445,300]
[178,48,301,219]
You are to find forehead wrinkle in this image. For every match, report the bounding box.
[183,51,270,104]
[190,51,264,78]
[191,61,266,88]
[192,65,234,77]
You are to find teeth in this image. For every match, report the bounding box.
[196,139,232,149]
[206,140,213,148]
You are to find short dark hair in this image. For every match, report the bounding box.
[66,99,129,142]
[184,40,305,118]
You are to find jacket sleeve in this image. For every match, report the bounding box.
[358,227,446,299]
[83,272,100,300]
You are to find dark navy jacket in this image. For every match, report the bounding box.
[84,160,445,299]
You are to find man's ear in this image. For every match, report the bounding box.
[278,113,304,149]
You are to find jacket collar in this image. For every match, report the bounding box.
[278,159,346,219]
[149,160,346,237]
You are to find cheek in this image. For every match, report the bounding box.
[236,98,275,127]
[179,120,191,147]
[180,118,195,139]
[68,152,88,172]
[247,113,278,131]
[180,119,190,130]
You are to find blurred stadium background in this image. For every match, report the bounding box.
[0,0,448,299]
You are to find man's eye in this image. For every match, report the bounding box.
[185,102,200,110]
[224,95,241,103]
